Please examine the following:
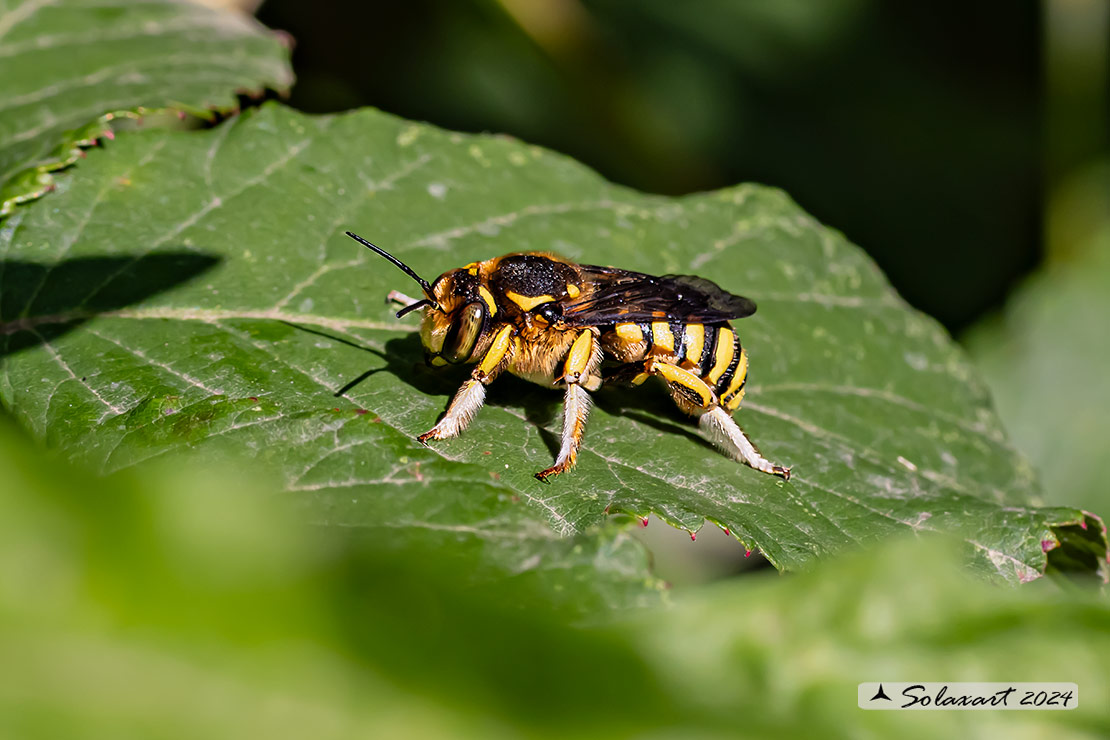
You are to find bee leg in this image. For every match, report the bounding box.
[535,330,602,482]
[697,407,790,479]
[417,325,514,444]
[643,358,790,480]
[416,377,487,444]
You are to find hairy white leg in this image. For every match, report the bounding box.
[558,382,592,466]
[535,330,600,481]
[535,381,592,481]
[698,406,790,479]
[419,379,486,442]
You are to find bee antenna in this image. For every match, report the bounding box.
[345,231,437,303]
[395,299,432,319]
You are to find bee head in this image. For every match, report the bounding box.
[345,233,488,366]
[420,269,488,366]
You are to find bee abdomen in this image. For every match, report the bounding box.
[720,347,749,410]
[608,321,689,361]
[605,320,748,409]
[701,323,748,410]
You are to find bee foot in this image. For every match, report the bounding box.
[772,465,791,480]
[416,430,438,446]
[533,467,561,483]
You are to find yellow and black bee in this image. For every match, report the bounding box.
[346,231,790,482]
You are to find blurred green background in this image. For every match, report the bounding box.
[250,0,1109,581]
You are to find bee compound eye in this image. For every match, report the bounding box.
[443,302,485,363]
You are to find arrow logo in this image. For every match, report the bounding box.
[870,684,892,701]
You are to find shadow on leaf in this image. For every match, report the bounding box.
[281,327,460,399]
[0,252,220,358]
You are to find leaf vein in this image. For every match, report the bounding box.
[35,330,126,415]
[84,327,224,396]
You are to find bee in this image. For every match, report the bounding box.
[346,231,790,482]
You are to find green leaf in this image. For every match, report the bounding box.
[0,0,293,217]
[0,102,1105,583]
[3,422,1108,738]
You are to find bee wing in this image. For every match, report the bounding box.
[562,266,757,326]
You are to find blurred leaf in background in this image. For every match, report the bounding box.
[966,185,1110,515]
[1044,0,1108,265]
[964,0,1109,516]
[1,417,1107,739]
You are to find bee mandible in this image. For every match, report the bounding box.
[346,232,790,483]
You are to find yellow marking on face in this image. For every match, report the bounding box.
[505,291,555,311]
[650,321,675,353]
[564,331,595,377]
[631,372,650,386]
[649,361,714,407]
[566,283,581,298]
[478,324,514,375]
[723,347,748,403]
[615,323,643,343]
[465,262,479,276]
[707,326,735,385]
[683,324,705,366]
[430,355,448,367]
[478,285,498,316]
